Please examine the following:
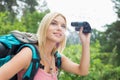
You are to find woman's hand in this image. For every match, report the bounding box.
[79,27,91,45]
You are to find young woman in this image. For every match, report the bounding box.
[0,12,91,80]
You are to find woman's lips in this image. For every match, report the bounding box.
[53,33,62,37]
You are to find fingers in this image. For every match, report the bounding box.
[79,27,91,38]
[79,27,83,33]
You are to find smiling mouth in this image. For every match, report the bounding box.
[53,33,62,37]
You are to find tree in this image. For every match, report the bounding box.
[101,0,120,54]
[21,11,47,33]
[90,29,104,44]
[0,0,18,23]
[0,12,26,35]
[101,21,120,57]
[0,0,49,23]
[112,0,120,18]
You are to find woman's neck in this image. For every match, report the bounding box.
[43,40,56,57]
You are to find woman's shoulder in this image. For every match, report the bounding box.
[18,44,37,59]
[15,47,33,69]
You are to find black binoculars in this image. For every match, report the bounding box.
[71,21,92,33]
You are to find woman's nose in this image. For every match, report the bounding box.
[57,25,62,30]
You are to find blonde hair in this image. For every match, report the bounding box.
[37,12,67,55]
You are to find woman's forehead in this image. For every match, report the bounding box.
[52,15,66,24]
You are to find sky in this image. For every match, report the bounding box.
[45,0,117,32]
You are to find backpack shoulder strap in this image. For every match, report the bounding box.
[17,44,40,80]
[54,51,62,69]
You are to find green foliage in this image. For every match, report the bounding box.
[101,65,120,80]
[0,12,26,35]
[101,21,120,54]
[112,0,120,18]
[0,0,17,21]
[91,29,104,44]
[21,11,47,33]
[97,0,120,64]
[22,0,39,13]
[58,41,120,80]
[63,44,81,62]
[0,0,38,15]
[0,0,49,23]
[0,11,48,35]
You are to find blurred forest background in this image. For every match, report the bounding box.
[0,0,120,80]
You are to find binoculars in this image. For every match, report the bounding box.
[71,21,92,33]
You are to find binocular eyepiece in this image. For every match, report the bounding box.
[71,21,92,33]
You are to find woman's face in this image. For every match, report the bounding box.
[46,15,66,43]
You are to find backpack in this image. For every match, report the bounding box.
[0,30,61,80]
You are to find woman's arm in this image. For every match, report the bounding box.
[61,27,91,76]
[0,47,32,80]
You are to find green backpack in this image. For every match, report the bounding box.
[0,30,61,80]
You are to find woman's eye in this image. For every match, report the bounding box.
[61,25,66,29]
[51,22,57,25]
